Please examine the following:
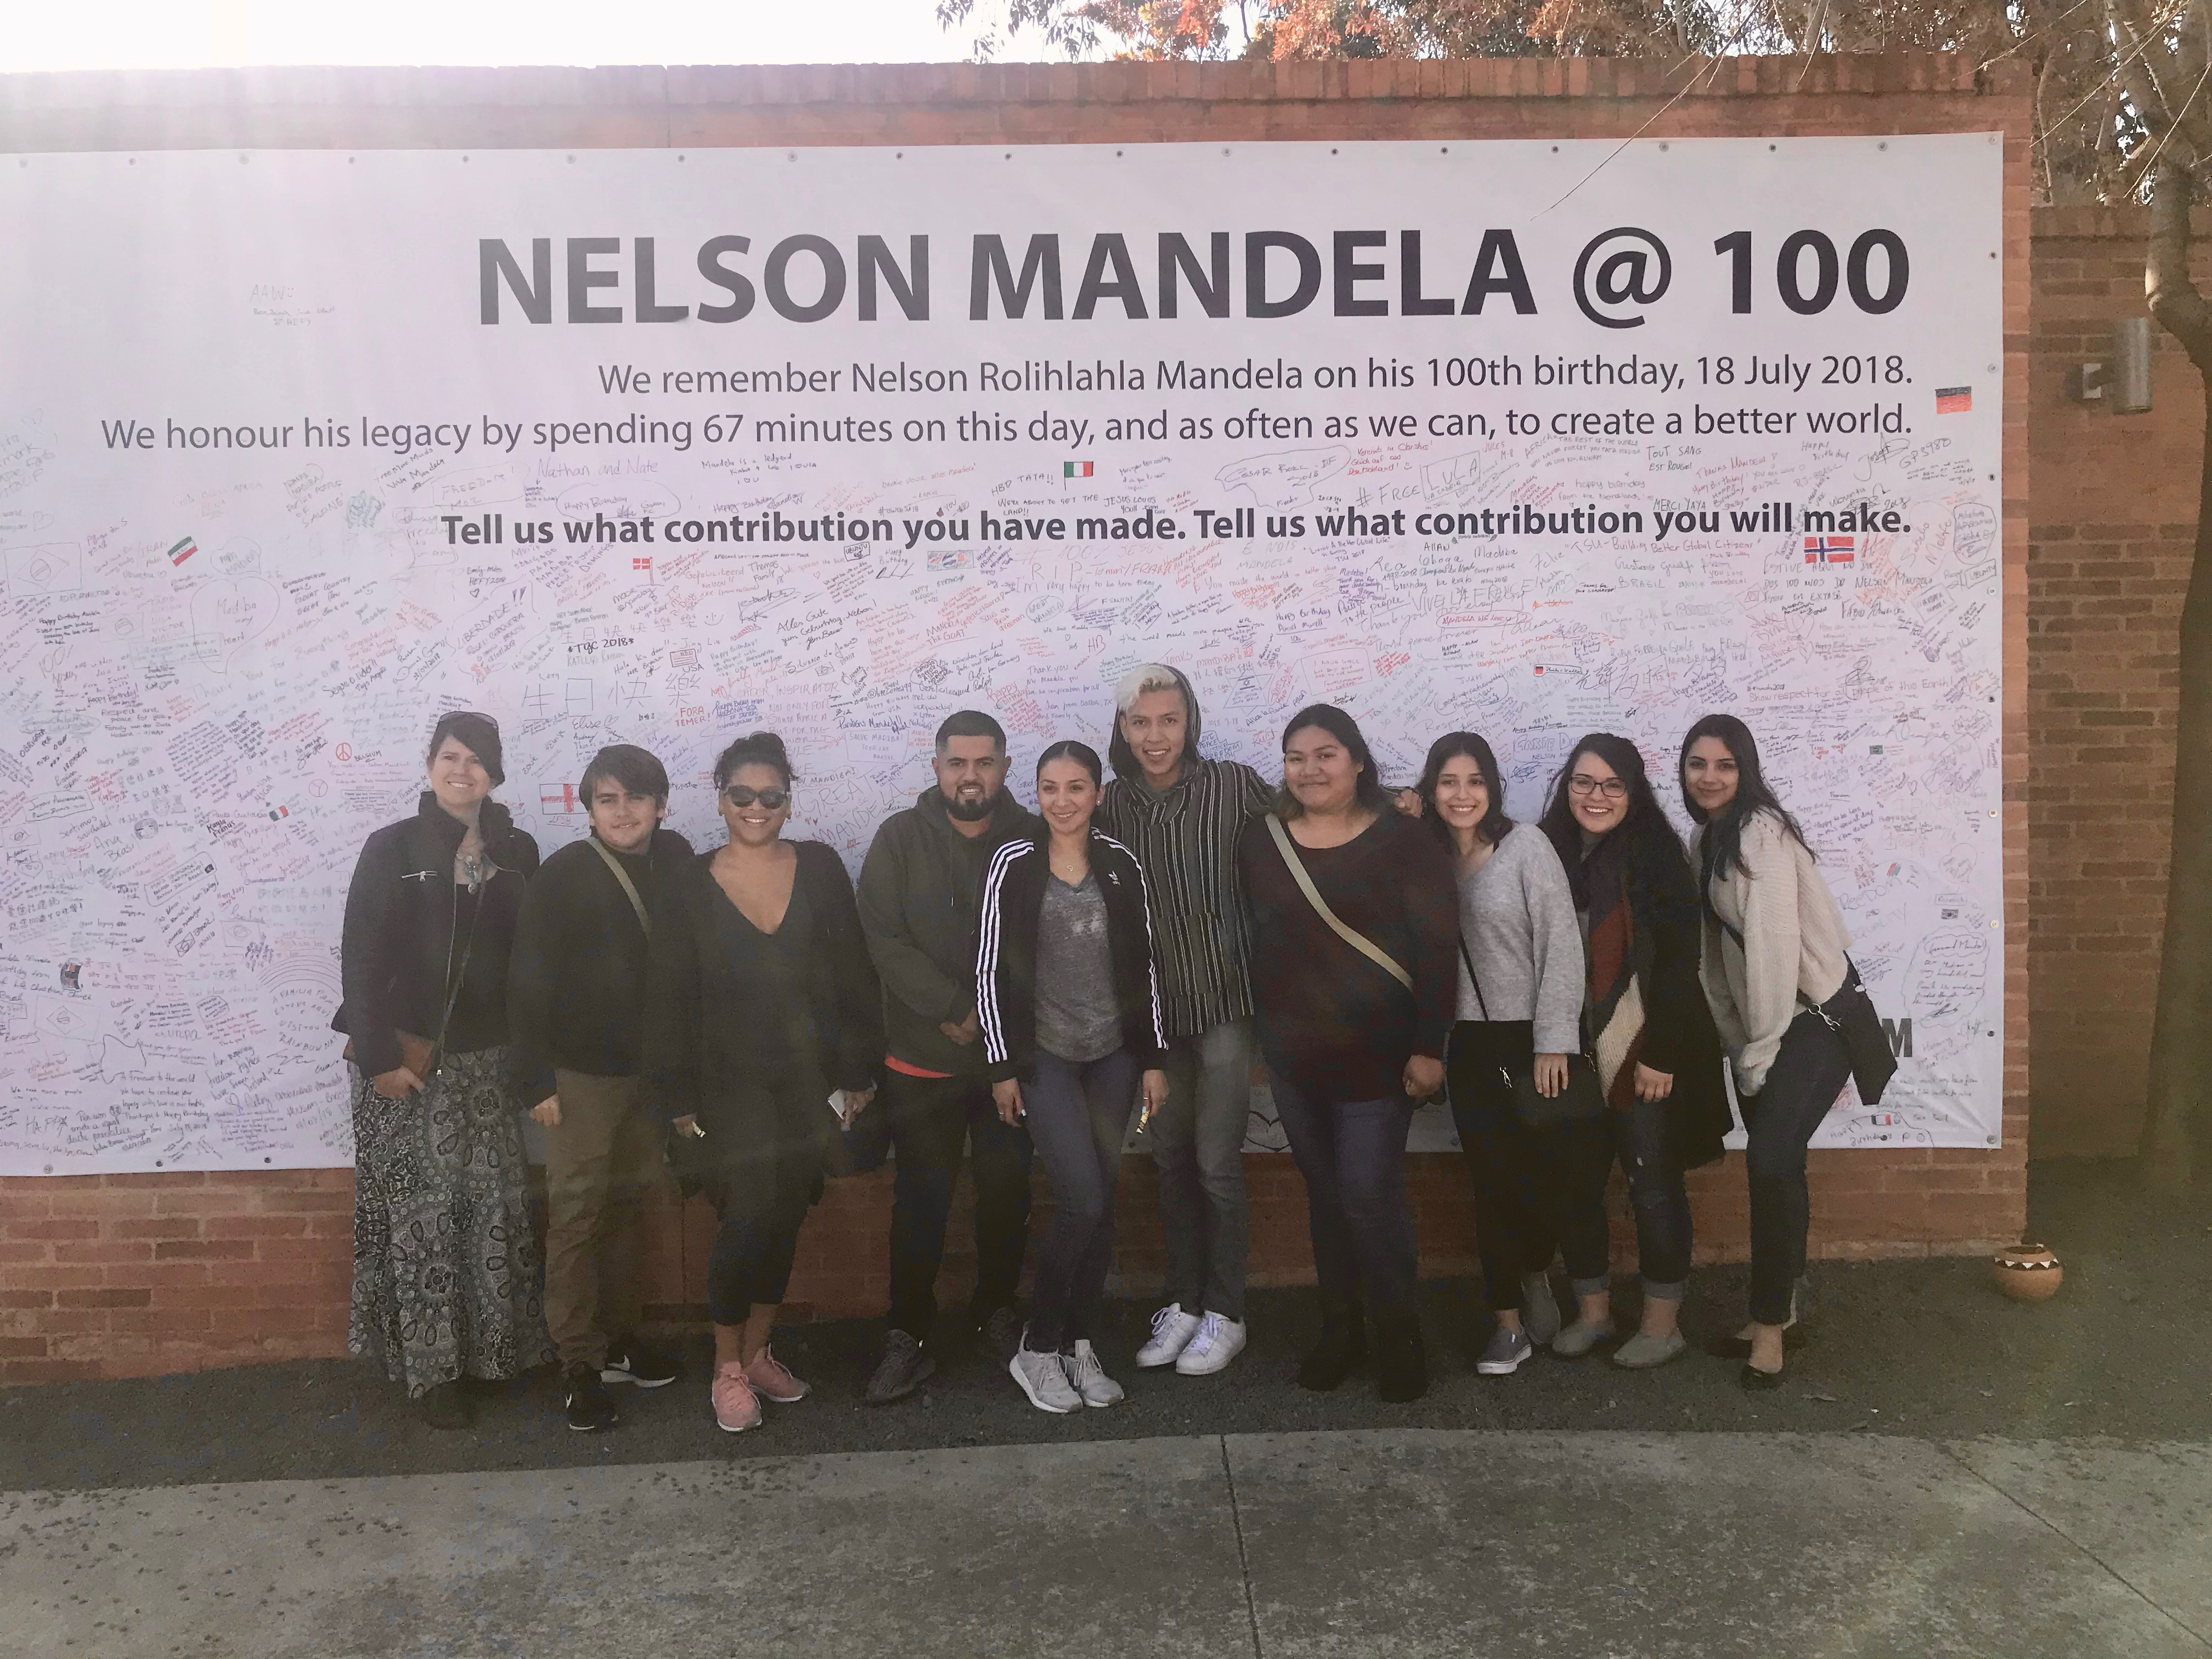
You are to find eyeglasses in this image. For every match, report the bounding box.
[724,786,790,809]
[1568,775,1628,800]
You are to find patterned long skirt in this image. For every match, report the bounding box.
[347,1046,553,1396]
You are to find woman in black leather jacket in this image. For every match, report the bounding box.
[334,710,550,1427]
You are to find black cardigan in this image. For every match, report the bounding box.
[644,839,883,1133]
[1618,828,1733,1172]
[974,828,1167,1085]
[506,826,695,1102]
[333,793,540,1077]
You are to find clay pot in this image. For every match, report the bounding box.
[1991,1242,2064,1302]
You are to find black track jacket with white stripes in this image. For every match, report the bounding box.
[974,828,1168,1086]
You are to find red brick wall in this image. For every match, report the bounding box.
[0,55,2036,1383]
[2027,207,2206,1157]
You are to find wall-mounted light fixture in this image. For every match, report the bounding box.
[2069,316,2154,412]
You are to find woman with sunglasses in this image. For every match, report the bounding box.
[975,740,1169,1413]
[1681,714,1855,1389]
[1536,734,1729,1369]
[646,732,882,1433]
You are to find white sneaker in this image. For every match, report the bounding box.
[1174,1311,1248,1376]
[1008,1340,1081,1414]
[1065,1340,1126,1408]
[1136,1303,1203,1369]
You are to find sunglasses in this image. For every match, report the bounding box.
[724,786,790,810]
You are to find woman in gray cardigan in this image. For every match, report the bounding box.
[1417,733,1590,1377]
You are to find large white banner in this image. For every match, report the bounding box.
[0,136,2005,1174]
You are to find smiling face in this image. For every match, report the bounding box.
[1283,724,1364,816]
[933,735,1007,822]
[588,779,665,855]
[1683,735,1741,818]
[1567,748,1628,836]
[1432,753,1492,840]
[1036,757,1099,838]
[719,763,792,849]
[1119,686,1190,789]
[428,738,492,816]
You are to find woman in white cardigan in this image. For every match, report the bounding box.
[1679,714,1854,1391]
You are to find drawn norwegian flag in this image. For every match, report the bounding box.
[1803,535,1856,565]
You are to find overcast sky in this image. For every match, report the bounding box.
[0,1,1060,74]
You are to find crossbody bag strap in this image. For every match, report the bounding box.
[1456,935,1493,1020]
[588,835,653,935]
[1266,813,1412,991]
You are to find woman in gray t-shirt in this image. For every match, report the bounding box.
[975,741,1169,1415]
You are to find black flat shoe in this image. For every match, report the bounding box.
[1739,1361,1786,1392]
[1710,1326,1809,1361]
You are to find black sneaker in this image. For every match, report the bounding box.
[865,1329,935,1405]
[977,1304,1024,1363]
[417,1379,472,1430]
[563,1364,620,1432]
[601,1340,679,1389]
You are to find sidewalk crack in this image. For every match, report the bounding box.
[1218,1435,1265,1658]
[1934,1441,2212,1652]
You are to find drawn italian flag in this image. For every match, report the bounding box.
[1064,461,1093,477]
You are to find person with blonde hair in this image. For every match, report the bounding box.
[1097,664,1277,1378]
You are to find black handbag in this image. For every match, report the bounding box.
[1458,937,1607,1127]
[1706,898,1898,1107]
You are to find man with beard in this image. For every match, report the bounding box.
[855,710,1041,1403]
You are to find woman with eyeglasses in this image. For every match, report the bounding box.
[1536,734,1730,1369]
[1238,704,1459,1402]
[1415,732,1589,1376]
[646,732,883,1433]
[335,710,551,1428]
[1681,714,1857,1390]
[975,740,1169,1414]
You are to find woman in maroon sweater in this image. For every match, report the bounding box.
[1238,704,1459,1402]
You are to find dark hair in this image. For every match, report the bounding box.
[1679,713,1812,883]
[935,709,1007,753]
[1537,732,1681,883]
[714,731,795,791]
[579,743,669,809]
[1107,663,1200,780]
[1416,732,1513,848]
[426,710,503,787]
[1036,739,1103,786]
[1277,703,1389,816]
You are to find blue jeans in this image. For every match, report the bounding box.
[1153,1018,1255,1321]
[1269,1075,1419,1313]
[1604,1091,1693,1301]
[1023,1048,1138,1352]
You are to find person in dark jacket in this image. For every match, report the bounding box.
[508,743,691,1431]
[852,710,1041,1404]
[977,740,1170,1414]
[645,732,882,1434]
[334,710,551,1429]
[1237,704,1459,1404]
[1096,663,1275,1379]
[1537,733,1731,1370]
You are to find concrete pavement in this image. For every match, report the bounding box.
[7,1429,2209,1658]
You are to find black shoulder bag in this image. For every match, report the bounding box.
[1457,936,1607,1127]
[1705,884,1897,1107]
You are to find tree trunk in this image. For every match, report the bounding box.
[2140,160,2212,1189]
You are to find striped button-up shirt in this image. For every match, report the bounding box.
[1096,754,1277,1038]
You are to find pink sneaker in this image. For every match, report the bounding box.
[711,1362,762,1433]
[744,1345,810,1403]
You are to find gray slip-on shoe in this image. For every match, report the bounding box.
[1611,1329,1688,1369]
[1476,1324,1534,1375]
[1519,1273,1562,1347]
[1550,1317,1616,1359]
